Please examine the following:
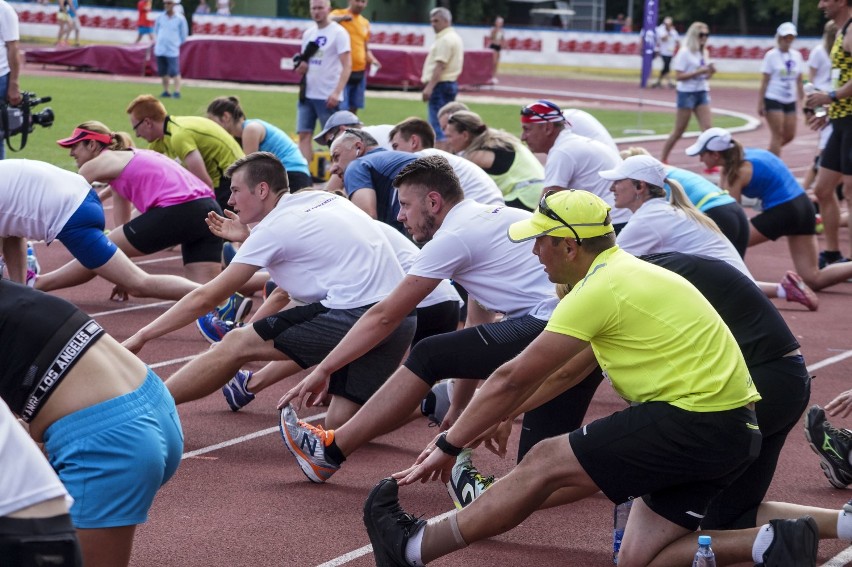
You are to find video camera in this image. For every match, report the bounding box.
[1,92,55,151]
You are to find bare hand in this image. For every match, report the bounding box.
[806,113,829,131]
[826,390,852,418]
[480,419,513,458]
[807,92,831,108]
[110,285,129,302]
[206,209,250,242]
[326,93,341,109]
[393,433,455,486]
[277,367,332,410]
[6,85,22,106]
[421,88,432,102]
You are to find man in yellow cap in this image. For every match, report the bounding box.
[359,189,822,567]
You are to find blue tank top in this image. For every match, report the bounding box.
[245,119,310,176]
[664,166,735,212]
[743,148,803,210]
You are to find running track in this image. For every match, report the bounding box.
[24,67,852,566]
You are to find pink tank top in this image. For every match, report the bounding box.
[108,149,215,214]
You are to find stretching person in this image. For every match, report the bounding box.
[0,280,182,567]
[42,122,224,291]
[206,96,313,191]
[0,159,200,300]
[688,127,852,298]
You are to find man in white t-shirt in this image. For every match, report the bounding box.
[0,0,22,161]
[277,154,604,485]
[295,0,351,163]
[562,108,619,153]
[652,17,679,89]
[519,99,631,230]
[124,152,415,427]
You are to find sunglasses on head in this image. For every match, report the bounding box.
[521,100,562,121]
[538,189,610,245]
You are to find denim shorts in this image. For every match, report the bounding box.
[297,98,341,133]
[156,55,180,77]
[676,90,710,110]
[344,72,366,110]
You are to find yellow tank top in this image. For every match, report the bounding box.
[829,19,852,119]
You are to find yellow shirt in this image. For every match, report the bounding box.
[546,247,759,412]
[331,9,369,73]
[421,26,464,84]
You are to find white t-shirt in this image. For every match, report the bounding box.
[232,191,404,309]
[302,22,351,101]
[674,49,710,92]
[408,199,558,320]
[616,198,753,279]
[215,0,230,15]
[655,24,679,57]
[363,124,394,151]
[375,221,462,309]
[0,160,90,243]
[563,109,618,154]
[0,0,20,77]
[808,43,832,91]
[418,148,505,206]
[761,47,804,104]
[0,400,72,517]
[544,129,631,224]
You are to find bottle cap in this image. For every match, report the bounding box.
[698,535,711,545]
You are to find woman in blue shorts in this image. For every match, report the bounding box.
[689,127,852,295]
[0,280,183,567]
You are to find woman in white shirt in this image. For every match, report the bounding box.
[660,21,715,164]
[758,22,805,157]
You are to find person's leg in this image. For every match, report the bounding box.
[76,526,136,567]
[789,233,852,290]
[92,251,199,300]
[296,99,316,163]
[183,261,220,283]
[660,107,693,163]
[764,109,785,156]
[781,110,797,149]
[173,74,182,96]
[694,101,713,131]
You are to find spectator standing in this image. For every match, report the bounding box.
[422,7,463,148]
[194,0,210,15]
[487,16,504,77]
[57,0,80,47]
[0,0,22,161]
[758,22,805,156]
[331,0,379,115]
[295,0,351,163]
[660,21,715,165]
[153,0,187,99]
[652,16,679,89]
[215,0,232,16]
[135,0,153,43]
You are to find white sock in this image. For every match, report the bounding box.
[404,523,426,566]
[752,523,774,563]
[776,284,787,300]
[838,507,852,540]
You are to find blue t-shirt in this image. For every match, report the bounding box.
[343,148,416,233]
[245,119,310,177]
[664,166,735,212]
[743,148,804,210]
[154,12,188,58]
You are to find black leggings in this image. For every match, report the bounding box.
[706,202,751,258]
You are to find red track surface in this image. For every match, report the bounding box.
[24,66,852,567]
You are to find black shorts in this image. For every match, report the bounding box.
[288,171,313,192]
[122,198,223,264]
[751,193,816,241]
[404,314,546,385]
[0,514,82,566]
[215,175,233,214]
[570,402,760,530]
[489,43,502,52]
[660,54,673,74]
[705,202,750,257]
[702,355,811,529]
[821,115,852,175]
[763,98,796,114]
[252,302,416,405]
[413,300,460,345]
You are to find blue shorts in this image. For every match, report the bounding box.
[297,98,340,134]
[156,55,180,77]
[43,370,184,529]
[138,25,153,34]
[676,90,710,110]
[56,189,118,270]
[344,72,366,110]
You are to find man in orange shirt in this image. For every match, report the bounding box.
[331,0,379,114]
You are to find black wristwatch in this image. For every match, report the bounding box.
[830,90,839,102]
[435,432,464,456]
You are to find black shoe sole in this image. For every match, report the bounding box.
[363,478,405,567]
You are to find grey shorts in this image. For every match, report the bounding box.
[253,302,416,405]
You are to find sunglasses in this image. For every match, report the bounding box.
[698,32,709,38]
[538,190,610,245]
[521,100,562,121]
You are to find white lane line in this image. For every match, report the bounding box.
[824,547,852,567]
[135,255,182,265]
[150,355,199,369]
[90,301,174,317]
[808,350,852,373]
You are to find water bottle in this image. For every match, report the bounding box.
[804,81,828,118]
[26,242,40,275]
[612,500,632,564]
[692,535,716,567]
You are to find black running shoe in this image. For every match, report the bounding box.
[759,516,818,567]
[363,478,425,567]
[804,405,852,488]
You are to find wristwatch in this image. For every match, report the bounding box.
[435,432,464,456]
[830,90,839,102]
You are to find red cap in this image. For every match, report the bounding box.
[57,128,112,147]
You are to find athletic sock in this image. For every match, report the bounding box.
[838,506,852,540]
[776,284,787,300]
[419,511,468,564]
[324,438,346,465]
[404,523,426,566]
[752,523,774,563]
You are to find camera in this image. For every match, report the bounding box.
[1,92,55,151]
[292,41,320,67]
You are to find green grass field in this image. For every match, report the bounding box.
[11,75,745,169]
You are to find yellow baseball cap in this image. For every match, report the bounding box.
[508,189,613,242]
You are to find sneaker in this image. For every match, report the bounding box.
[222,370,255,411]
[447,448,494,510]
[780,271,818,311]
[25,268,37,288]
[363,477,424,567]
[804,405,852,488]
[216,292,253,324]
[195,312,236,343]
[160,90,171,98]
[279,404,340,483]
[222,242,238,267]
[420,380,453,426]
[172,91,181,99]
[758,516,818,567]
[818,250,851,269]
[263,279,278,300]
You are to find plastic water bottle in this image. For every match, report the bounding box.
[804,81,827,118]
[612,500,632,564]
[692,535,716,567]
[26,242,40,275]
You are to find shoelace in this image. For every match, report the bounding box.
[473,471,495,488]
[297,420,331,442]
[388,501,424,534]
